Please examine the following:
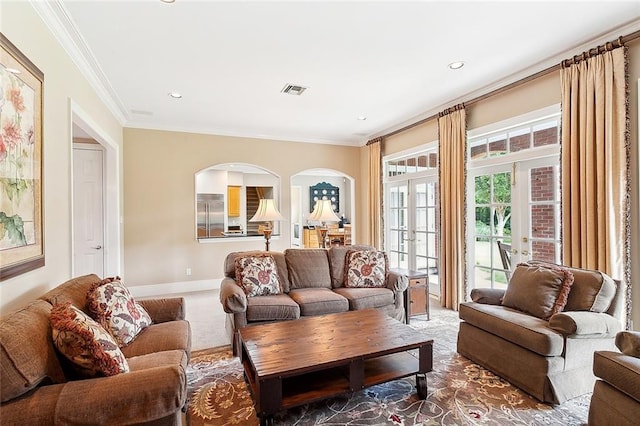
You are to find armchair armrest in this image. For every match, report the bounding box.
[220,277,247,313]
[593,350,640,402]
[138,297,185,322]
[1,365,186,425]
[470,288,505,305]
[616,330,640,357]
[548,311,622,337]
[386,271,409,293]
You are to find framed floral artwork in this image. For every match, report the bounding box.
[0,33,44,281]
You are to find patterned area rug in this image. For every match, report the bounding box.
[186,309,590,425]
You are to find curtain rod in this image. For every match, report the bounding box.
[368,28,640,145]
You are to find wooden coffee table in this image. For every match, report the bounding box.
[239,309,433,425]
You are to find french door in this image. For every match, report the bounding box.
[387,177,440,295]
[468,156,560,290]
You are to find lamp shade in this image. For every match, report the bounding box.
[308,199,340,223]
[249,199,284,222]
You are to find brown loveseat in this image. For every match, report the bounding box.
[457,262,624,404]
[219,245,408,355]
[0,274,191,425]
[588,331,640,425]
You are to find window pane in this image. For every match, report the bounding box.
[532,240,556,263]
[530,166,555,202]
[492,173,511,203]
[474,266,492,289]
[416,232,427,256]
[493,270,509,289]
[475,207,491,236]
[470,139,488,160]
[475,175,490,204]
[533,121,558,147]
[531,205,556,239]
[488,134,507,157]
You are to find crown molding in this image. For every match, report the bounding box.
[30,0,128,125]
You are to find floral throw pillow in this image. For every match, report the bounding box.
[87,277,152,347]
[344,250,388,288]
[50,302,129,377]
[234,254,282,297]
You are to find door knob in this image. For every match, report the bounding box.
[522,250,529,256]
[92,245,102,250]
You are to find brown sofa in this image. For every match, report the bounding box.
[588,331,640,425]
[457,263,624,404]
[219,245,408,355]
[0,274,191,426]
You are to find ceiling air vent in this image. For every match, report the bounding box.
[281,84,308,96]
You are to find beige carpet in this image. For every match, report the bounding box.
[186,310,590,425]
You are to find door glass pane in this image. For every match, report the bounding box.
[475,207,491,236]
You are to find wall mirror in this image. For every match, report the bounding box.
[195,163,281,240]
[290,169,355,248]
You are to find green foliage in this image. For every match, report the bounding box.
[0,212,27,246]
[1,178,30,202]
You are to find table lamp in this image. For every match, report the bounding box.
[308,199,340,248]
[249,199,284,251]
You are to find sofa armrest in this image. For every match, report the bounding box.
[548,311,622,337]
[593,350,640,402]
[470,288,505,305]
[616,331,640,357]
[386,271,409,293]
[138,297,185,322]
[1,365,186,425]
[220,277,247,313]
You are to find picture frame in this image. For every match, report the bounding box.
[0,33,44,281]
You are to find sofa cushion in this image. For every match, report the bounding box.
[459,302,565,356]
[327,244,375,288]
[502,262,574,320]
[0,300,67,403]
[344,249,388,288]
[333,287,395,310]
[234,254,282,297]
[40,274,102,314]
[288,288,349,316]
[285,249,332,289]
[529,261,616,313]
[224,251,290,293]
[593,350,640,402]
[87,277,152,347]
[245,294,301,322]
[120,320,191,358]
[126,349,188,371]
[50,303,129,377]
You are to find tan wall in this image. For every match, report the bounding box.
[122,128,361,285]
[0,3,123,314]
[360,40,640,329]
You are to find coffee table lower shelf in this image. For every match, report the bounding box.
[242,350,430,425]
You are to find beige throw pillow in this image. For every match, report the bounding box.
[50,302,129,377]
[501,262,574,320]
[344,250,388,288]
[234,254,282,297]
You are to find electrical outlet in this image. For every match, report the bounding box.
[186,268,192,276]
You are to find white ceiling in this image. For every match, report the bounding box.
[48,1,640,146]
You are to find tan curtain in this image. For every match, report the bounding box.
[438,106,466,310]
[560,43,630,328]
[367,138,383,249]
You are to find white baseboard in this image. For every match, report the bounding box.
[129,278,222,299]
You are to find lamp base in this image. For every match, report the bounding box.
[319,227,329,249]
[262,228,273,251]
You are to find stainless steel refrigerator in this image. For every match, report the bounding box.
[197,193,224,238]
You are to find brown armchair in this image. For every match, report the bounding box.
[588,331,640,425]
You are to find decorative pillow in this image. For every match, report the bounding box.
[501,262,574,320]
[234,254,282,297]
[344,250,388,288]
[50,302,129,377]
[87,277,152,347]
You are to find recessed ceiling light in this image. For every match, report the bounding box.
[6,67,21,74]
[168,92,182,99]
[357,116,367,121]
[160,0,175,3]
[448,61,465,70]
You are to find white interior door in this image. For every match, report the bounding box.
[73,145,105,277]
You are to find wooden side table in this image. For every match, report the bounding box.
[390,268,430,324]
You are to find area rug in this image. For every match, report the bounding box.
[186,309,591,425]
